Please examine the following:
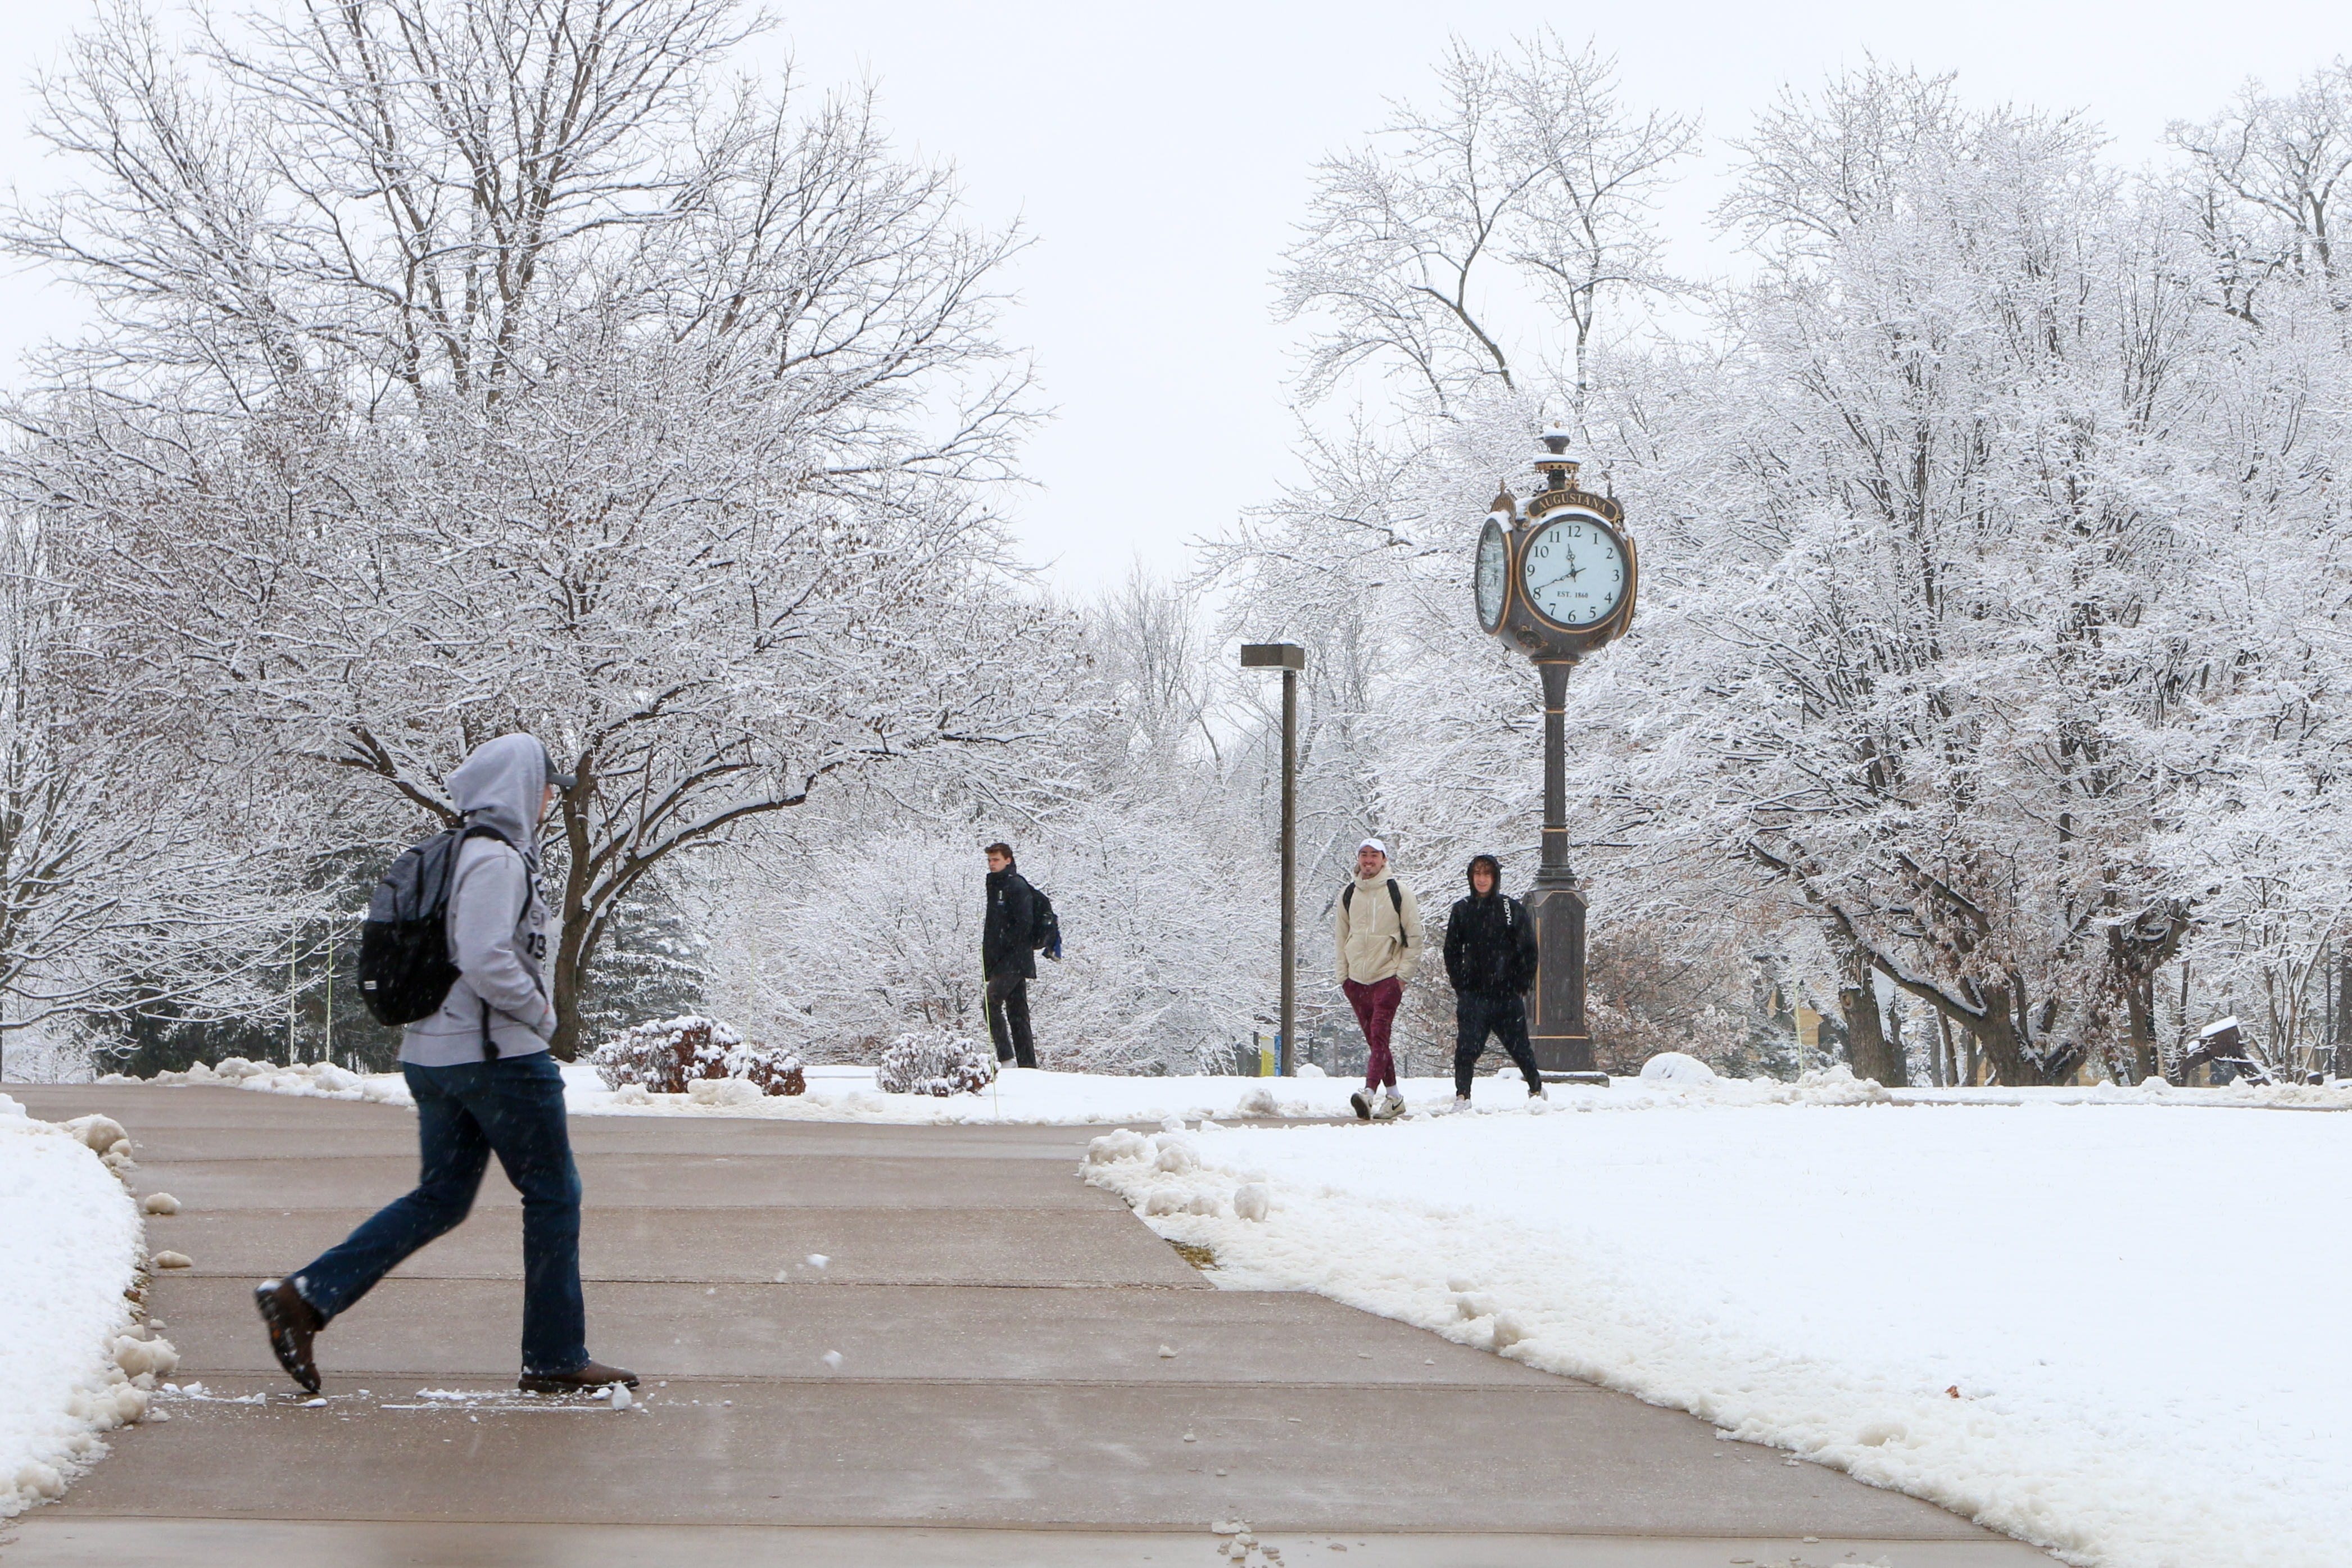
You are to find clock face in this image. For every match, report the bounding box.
[1475,518,1510,631]
[1521,512,1627,629]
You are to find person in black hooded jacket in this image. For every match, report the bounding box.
[982,841,1039,1068]
[1442,854,1546,1105]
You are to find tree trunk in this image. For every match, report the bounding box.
[549,791,598,1063]
[1972,988,2028,1086]
[1968,984,2086,1086]
[2106,916,2181,1086]
[1839,972,1905,1086]
[549,923,585,1062]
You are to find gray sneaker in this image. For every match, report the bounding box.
[1349,1089,1374,1121]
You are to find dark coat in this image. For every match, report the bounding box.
[984,865,1038,980]
[1444,871,1536,998]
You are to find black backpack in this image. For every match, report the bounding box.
[356,823,512,1027]
[1030,885,1063,962]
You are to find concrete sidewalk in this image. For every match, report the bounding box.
[0,1084,2054,1567]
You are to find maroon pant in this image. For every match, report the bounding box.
[1343,976,1404,1090]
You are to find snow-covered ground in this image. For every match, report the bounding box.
[109,1053,2352,1123]
[117,1055,1419,1122]
[52,1057,2352,1561]
[0,1095,151,1517]
[1084,1090,2352,1568]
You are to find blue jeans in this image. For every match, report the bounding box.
[291,1052,588,1377]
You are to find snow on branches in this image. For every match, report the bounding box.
[4,0,1091,1058]
[1229,55,2352,1086]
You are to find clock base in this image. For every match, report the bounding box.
[1524,884,1591,1074]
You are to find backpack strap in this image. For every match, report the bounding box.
[1343,880,1409,944]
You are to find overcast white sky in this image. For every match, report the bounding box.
[1,0,2344,594]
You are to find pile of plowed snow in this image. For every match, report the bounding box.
[0,1095,153,1516]
[1085,1098,2351,1568]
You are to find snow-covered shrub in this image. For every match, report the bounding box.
[876,1032,995,1096]
[591,1016,805,1096]
[1638,1051,1717,1085]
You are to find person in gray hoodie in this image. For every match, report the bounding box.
[253,734,635,1395]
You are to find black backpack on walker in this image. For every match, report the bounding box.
[355,823,512,1026]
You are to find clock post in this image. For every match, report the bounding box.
[1475,430,1637,1084]
[1526,656,1593,1077]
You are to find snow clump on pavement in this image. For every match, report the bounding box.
[0,1101,149,1516]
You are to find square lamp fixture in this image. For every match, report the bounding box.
[1239,643,1306,670]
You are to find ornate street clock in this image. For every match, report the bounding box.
[1491,431,1637,659]
[1478,429,1638,1081]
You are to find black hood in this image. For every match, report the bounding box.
[1465,854,1503,896]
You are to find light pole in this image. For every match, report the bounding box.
[1473,431,1638,1083]
[1241,642,1305,1075]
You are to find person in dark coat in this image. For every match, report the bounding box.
[1442,854,1546,1107]
[982,841,1039,1068]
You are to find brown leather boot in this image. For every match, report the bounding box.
[518,1359,639,1394]
[253,1278,323,1394]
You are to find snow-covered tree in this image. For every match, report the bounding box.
[1280,32,1694,429]
[1232,51,2352,1085]
[0,510,316,1072]
[5,0,1086,1055]
[694,572,1268,1073]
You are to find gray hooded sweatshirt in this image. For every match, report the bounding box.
[400,734,559,1066]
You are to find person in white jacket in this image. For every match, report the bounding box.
[1334,837,1422,1121]
[253,735,636,1397]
